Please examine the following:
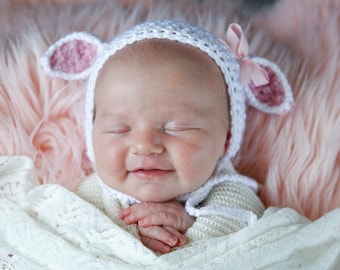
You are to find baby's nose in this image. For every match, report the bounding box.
[130,129,164,155]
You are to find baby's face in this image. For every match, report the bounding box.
[92,40,229,202]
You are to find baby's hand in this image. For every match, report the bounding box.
[118,201,195,254]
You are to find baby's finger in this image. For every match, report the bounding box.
[140,235,172,254]
[138,225,179,248]
[118,207,132,220]
[118,202,163,224]
[138,211,179,227]
[163,226,188,246]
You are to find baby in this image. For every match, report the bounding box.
[41,20,293,254]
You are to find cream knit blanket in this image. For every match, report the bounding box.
[0,156,339,269]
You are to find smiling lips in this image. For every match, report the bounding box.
[130,168,173,178]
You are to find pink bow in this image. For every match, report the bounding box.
[224,23,269,87]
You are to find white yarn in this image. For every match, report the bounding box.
[245,57,294,114]
[185,205,258,225]
[178,171,260,224]
[40,32,104,81]
[88,174,260,225]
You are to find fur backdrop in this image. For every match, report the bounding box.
[0,0,339,221]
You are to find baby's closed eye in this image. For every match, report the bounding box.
[106,125,131,135]
[163,124,201,135]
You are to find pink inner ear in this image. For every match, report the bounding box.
[50,40,98,74]
[249,66,285,106]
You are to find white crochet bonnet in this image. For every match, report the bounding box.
[41,19,293,163]
[41,20,294,223]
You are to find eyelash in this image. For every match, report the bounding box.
[105,125,199,135]
[163,126,198,134]
[107,126,131,134]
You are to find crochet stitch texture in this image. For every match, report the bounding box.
[76,173,265,241]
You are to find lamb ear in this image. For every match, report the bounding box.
[40,32,104,80]
[244,57,294,114]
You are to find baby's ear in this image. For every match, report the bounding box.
[244,57,294,114]
[40,32,104,80]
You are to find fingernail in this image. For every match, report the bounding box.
[118,211,124,219]
[178,235,187,246]
[138,219,146,226]
[118,209,127,217]
[168,236,178,246]
[162,245,171,253]
[124,215,132,223]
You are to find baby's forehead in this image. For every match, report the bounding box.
[103,39,227,91]
[98,39,228,100]
[96,38,229,114]
[109,39,218,68]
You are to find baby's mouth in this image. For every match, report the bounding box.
[130,168,173,178]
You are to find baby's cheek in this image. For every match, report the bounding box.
[93,138,120,167]
[95,147,127,186]
[94,135,119,156]
[177,147,211,185]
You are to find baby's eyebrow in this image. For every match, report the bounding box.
[96,109,128,120]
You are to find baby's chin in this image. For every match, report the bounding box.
[131,191,177,203]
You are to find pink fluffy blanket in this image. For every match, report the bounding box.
[0,0,339,220]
